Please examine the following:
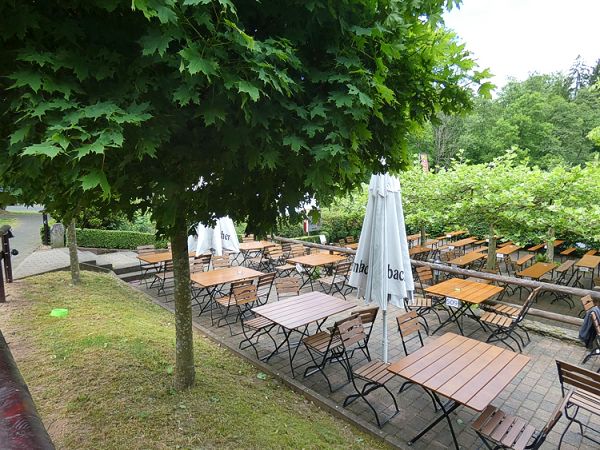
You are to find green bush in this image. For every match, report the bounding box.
[71,228,167,250]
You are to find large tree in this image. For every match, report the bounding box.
[1,0,485,388]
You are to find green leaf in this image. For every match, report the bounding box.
[180,47,219,77]
[237,81,260,102]
[283,135,307,153]
[22,142,62,158]
[183,0,211,4]
[80,170,111,196]
[77,141,105,158]
[328,91,353,108]
[9,70,43,93]
[9,126,31,146]
[140,29,172,56]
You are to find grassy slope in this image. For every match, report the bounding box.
[4,272,387,450]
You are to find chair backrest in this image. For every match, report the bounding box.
[515,287,541,323]
[163,260,174,272]
[350,306,379,327]
[415,266,434,293]
[336,317,366,349]
[581,295,594,313]
[290,244,305,257]
[232,283,258,306]
[556,359,600,398]
[345,236,354,244]
[193,254,211,271]
[275,277,300,299]
[396,311,423,339]
[334,261,352,278]
[281,242,291,255]
[137,245,156,255]
[211,255,230,270]
[338,238,346,247]
[242,234,255,242]
[257,272,276,300]
[266,245,284,259]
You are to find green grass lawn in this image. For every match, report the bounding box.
[3,272,388,449]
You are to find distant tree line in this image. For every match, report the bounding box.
[409,56,600,168]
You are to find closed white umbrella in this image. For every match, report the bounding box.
[195,216,240,256]
[348,173,414,362]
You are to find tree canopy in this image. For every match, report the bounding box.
[0,0,487,388]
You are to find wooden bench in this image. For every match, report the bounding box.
[560,246,577,256]
[527,243,545,252]
[585,249,598,256]
[515,254,534,268]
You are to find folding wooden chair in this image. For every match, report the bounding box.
[242,234,255,242]
[396,310,426,356]
[211,255,231,270]
[556,360,600,446]
[579,295,594,318]
[550,259,576,308]
[214,280,256,333]
[137,245,159,287]
[472,396,567,450]
[340,318,400,428]
[256,272,276,305]
[347,306,379,361]
[302,316,365,392]
[318,261,353,300]
[403,266,445,333]
[481,288,541,352]
[274,277,300,300]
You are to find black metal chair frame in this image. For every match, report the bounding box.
[318,261,353,300]
[484,288,540,352]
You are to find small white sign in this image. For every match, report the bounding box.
[497,253,504,259]
[446,297,462,308]
[295,263,304,273]
[448,246,455,250]
[446,234,452,238]
[579,267,590,273]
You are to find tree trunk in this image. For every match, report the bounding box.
[67,219,80,285]
[486,225,497,271]
[171,213,195,389]
[546,226,555,262]
[420,225,427,246]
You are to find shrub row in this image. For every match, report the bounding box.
[72,228,166,250]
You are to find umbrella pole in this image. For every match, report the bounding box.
[382,294,389,364]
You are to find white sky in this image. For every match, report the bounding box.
[444,0,600,90]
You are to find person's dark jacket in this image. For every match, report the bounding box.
[579,305,600,348]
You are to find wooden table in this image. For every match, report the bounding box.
[409,246,433,257]
[137,250,196,265]
[252,291,354,376]
[444,237,477,254]
[574,255,600,288]
[448,251,486,268]
[388,332,530,450]
[442,230,468,240]
[238,240,277,251]
[190,266,264,316]
[527,239,565,252]
[516,262,556,280]
[425,278,503,335]
[496,244,521,256]
[344,242,359,250]
[287,253,347,290]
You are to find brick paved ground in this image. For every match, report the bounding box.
[136,264,600,450]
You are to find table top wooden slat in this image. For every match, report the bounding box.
[425,278,503,304]
[287,253,346,267]
[446,237,477,248]
[448,251,487,266]
[516,262,556,279]
[576,254,600,269]
[345,243,359,250]
[388,333,530,412]
[238,240,277,251]
[443,230,468,238]
[138,251,196,264]
[190,266,263,288]
[252,292,354,329]
[496,245,522,255]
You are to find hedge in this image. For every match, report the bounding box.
[71,228,167,250]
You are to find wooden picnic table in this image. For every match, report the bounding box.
[409,245,433,256]
[496,244,521,256]
[442,230,468,239]
[527,239,565,252]
[287,253,347,290]
[387,332,530,450]
[516,261,556,280]
[252,291,354,377]
[575,254,600,270]
[138,250,196,264]
[448,251,486,267]
[425,278,503,335]
[344,242,359,250]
